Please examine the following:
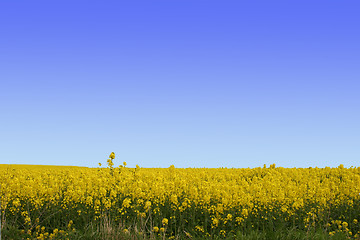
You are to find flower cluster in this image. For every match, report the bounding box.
[1,157,360,239]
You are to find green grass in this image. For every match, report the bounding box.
[2,222,351,240]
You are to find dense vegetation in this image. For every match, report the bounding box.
[1,154,359,239]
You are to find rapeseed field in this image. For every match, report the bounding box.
[1,153,360,239]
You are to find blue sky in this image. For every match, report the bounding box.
[1,1,359,168]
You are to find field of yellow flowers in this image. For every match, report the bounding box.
[1,153,360,239]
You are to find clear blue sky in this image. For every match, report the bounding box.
[1,1,359,168]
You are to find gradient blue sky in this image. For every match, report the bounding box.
[1,1,359,168]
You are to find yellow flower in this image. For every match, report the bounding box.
[2,159,360,240]
[67,220,73,229]
[107,159,114,168]
[145,201,151,210]
[162,218,168,225]
[212,218,219,227]
[122,198,131,208]
[36,234,44,240]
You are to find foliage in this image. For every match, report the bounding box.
[1,155,360,239]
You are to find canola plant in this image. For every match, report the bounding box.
[0,153,360,239]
